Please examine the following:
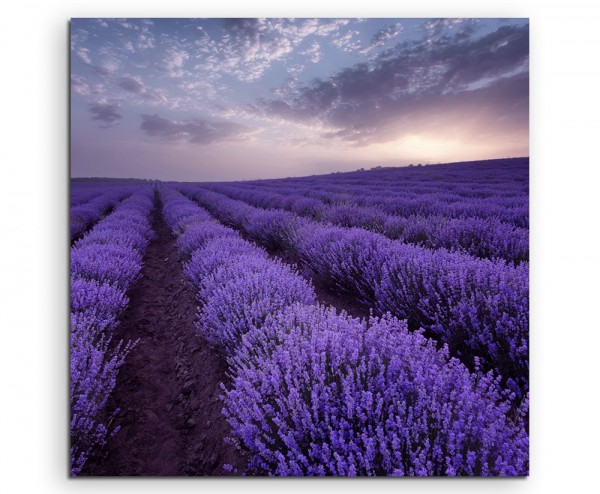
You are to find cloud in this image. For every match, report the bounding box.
[319,72,529,145]
[162,49,189,77]
[423,18,478,39]
[301,42,322,63]
[119,21,139,30]
[137,32,155,50]
[75,48,92,65]
[140,114,253,145]
[72,74,105,99]
[89,103,122,127]
[362,23,403,53]
[191,18,351,83]
[71,75,91,96]
[332,30,361,53]
[115,76,171,106]
[93,59,119,76]
[251,23,529,145]
[287,64,304,77]
[71,28,89,46]
[179,79,219,100]
[73,43,119,77]
[314,19,350,36]
[274,18,349,41]
[332,23,403,56]
[143,89,169,105]
[215,18,295,81]
[117,76,145,93]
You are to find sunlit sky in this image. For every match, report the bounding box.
[70,18,529,181]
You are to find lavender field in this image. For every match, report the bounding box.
[70,157,529,476]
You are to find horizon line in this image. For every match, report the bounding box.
[70,156,530,184]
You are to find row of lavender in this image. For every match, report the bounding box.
[71,189,101,207]
[252,158,528,188]
[268,158,528,185]
[247,176,527,207]
[180,187,528,393]
[70,186,155,475]
[70,186,134,241]
[240,158,528,228]
[237,177,527,216]
[205,183,528,263]
[160,185,528,476]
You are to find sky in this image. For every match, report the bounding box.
[70,18,529,181]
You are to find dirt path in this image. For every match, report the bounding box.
[84,192,245,476]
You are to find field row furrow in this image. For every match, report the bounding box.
[181,186,528,392]
[234,158,529,228]
[70,187,155,475]
[161,185,528,476]
[207,183,529,263]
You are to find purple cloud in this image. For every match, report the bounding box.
[75,48,92,65]
[117,76,145,93]
[140,114,253,145]
[251,23,529,145]
[161,49,189,78]
[301,42,322,63]
[73,44,118,78]
[71,75,90,96]
[89,103,122,127]
[190,18,351,83]
[362,23,403,53]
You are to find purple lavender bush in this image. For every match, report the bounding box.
[176,220,238,259]
[186,253,272,302]
[70,318,136,474]
[197,261,317,353]
[71,244,143,291]
[184,237,267,289]
[293,225,387,304]
[71,277,128,329]
[290,196,325,219]
[376,246,529,386]
[167,179,529,476]
[78,227,150,252]
[322,204,387,233]
[203,161,528,263]
[223,304,529,476]
[162,196,214,234]
[163,186,318,355]
[70,187,154,475]
[243,208,301,251]
[71,188,101,207]
[70,188,133,240]
[187,187,528,384]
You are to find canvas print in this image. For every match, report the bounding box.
[70,18,529,476]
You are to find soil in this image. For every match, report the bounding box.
[83,192,246,476]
